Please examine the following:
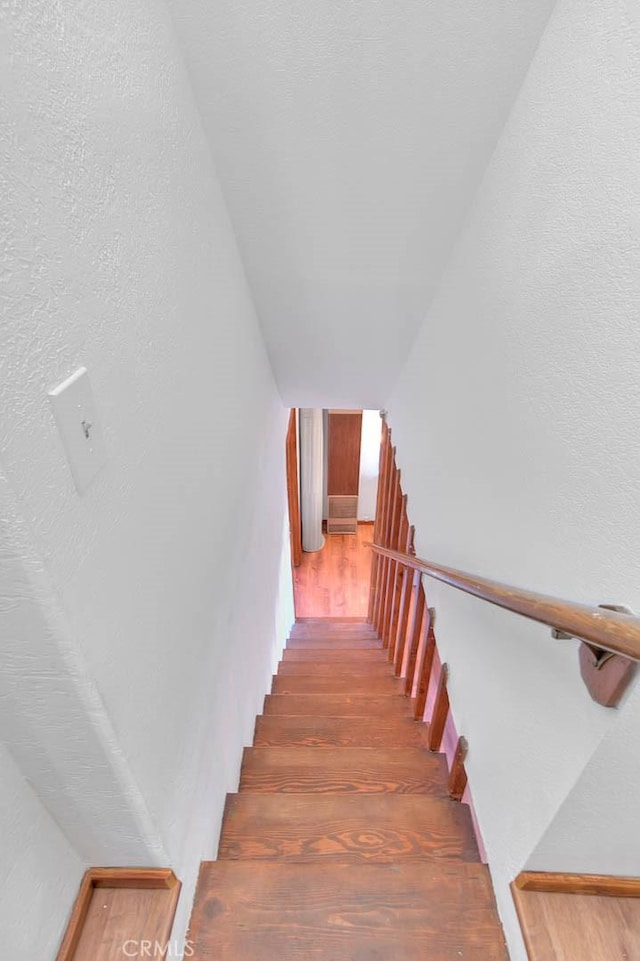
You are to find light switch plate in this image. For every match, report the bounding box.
[48,367,107,494]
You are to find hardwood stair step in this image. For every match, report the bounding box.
[294,616,371,625]
[276,660,395,675]
[254,715,429,748]
[271,674,403,695]
[287,637,383,650]
[263,694,411,716]
[219,793,479,862]
[282,648,389,663]
[290,622,379,631]
[289,629,380,640]
[239,746,448,795]
[188,861,509,961]
[291,619,375,631]
[289,633,381,644]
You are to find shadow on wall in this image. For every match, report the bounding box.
[359,410,381,521]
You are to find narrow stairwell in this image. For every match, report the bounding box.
[187,617,509,960]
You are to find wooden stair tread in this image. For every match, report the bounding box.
[277,660,394,675]
[291,618,376,634]
[254,715,429,747]
[289,627,380,641]
[188,861,508,961]
[219,794,479,862]
[239,746,448,795]
[295,616,371,627]
[287,637,383,650]
[282,648,388,662]
[291,621,377,631]
[263,693,411,716]
[271,674,403,695]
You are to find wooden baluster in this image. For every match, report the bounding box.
[388,500,409,661]
[403,581,425,694]
[393,525,415,675]
[378,465,399,640]
[448,736,469,801]
[382,476,403,648]
[374,460,394,634]
[368,420,388,624]
[414,609,436,719]
[374,446,395,633]
[426,663,450,751]
[374,431,392,628]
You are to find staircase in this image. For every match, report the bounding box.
[187,617,508,960]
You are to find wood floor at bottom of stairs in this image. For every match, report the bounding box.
[187,861,508,961]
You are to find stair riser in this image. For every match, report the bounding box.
[271,676,403,695]
[263,694,411,717]
[287,638,383,650]
[290,628,379,637]
[282,649,388,662]
[276,662,395,676]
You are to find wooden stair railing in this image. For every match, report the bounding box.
[366,415,639,709]
[368,542,640,663]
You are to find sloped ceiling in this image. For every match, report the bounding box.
[167,0,555,407]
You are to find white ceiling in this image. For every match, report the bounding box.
[167,0,555,408]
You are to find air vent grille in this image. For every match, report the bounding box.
[327,495,358,534]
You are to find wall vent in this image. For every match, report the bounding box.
[327,494,358,534]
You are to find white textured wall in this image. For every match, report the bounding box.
[166,0,556,408]
[386,0,640,957]
[0,0,292,953]
[358,410,381,520]
[528,678,640,875]
[0,740,85,961]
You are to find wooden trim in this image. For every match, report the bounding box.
[381,469,401,646]
[88,867,179,889]
[448,736,469,801]
[377,448,396,634]
[510,883,539,961]
[372,436,391,630]
[286,409,302,568]
[383,483,404,647]
[426,663,449,750]
[414,613,436,720]
[404,583,426,696]
[393,525,415,676]
[388,501,409,660]
[56,868,181,961]
[368,543,640,661]
[513,871,640,898]
[55,872,94,961]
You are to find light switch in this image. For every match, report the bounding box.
[48,367,107,494]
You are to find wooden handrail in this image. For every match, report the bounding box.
[368,543,640,661]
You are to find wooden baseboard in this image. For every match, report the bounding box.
[56,868,181,961]
[514,870,640,898]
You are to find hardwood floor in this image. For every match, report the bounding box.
[56,870,180,961]
[293,522,373,617]
[512,886,640,960]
